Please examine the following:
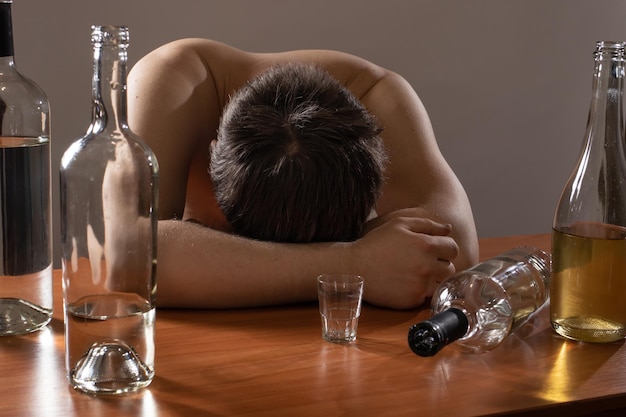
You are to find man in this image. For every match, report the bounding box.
[127,38,478,310]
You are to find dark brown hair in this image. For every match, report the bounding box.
[211,63,387,243]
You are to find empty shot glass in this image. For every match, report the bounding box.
[317,274,364,343]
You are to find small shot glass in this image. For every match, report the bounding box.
[317,274,364,343]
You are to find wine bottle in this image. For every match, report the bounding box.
[0,0,52,335]
[60,25,159,394]
[552,41,626,343]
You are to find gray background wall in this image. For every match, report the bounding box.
[10,0,626,264]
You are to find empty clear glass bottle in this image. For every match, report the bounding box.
[0,0,52,335]
[408,247,551,356]
[60,26,158,394]
[552,41,626,343]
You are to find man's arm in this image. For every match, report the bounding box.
[154,214,458,309]
[358,69,479,273]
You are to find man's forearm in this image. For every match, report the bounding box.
[155,220,350,309]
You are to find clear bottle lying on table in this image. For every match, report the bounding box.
[552,41,626,343]
[408,247,551,356]
[0,0,52,335]
[60,25,159,394]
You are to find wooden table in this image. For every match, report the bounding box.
[1,233,625,416]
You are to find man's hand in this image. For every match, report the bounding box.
[350,208,459,309]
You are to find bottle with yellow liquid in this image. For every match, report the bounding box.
[552,41,626,343]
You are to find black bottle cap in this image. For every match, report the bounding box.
[407,308,469,357]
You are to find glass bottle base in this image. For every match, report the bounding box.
[69,341,154,395]
[0,298,52,336]
[552,317,626,343]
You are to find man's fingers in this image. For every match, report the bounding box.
[401,217,452,236]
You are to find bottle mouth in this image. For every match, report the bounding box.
[408,308,469,357]
[91,26,129,48]
[596,40,625,50]
[594,41,625,61]
[408,325,444,357]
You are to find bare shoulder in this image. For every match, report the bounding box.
[131,38,400,104]
[132,38,245,69]
[130,39,252,101]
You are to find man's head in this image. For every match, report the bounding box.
[211,63,387,243]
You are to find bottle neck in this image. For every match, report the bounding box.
[0,2,13,58]
[90,30,129,134]
[587,41,625,148]
[525,248,551,287]
[0,2,16,74]
[498,247,552,288]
